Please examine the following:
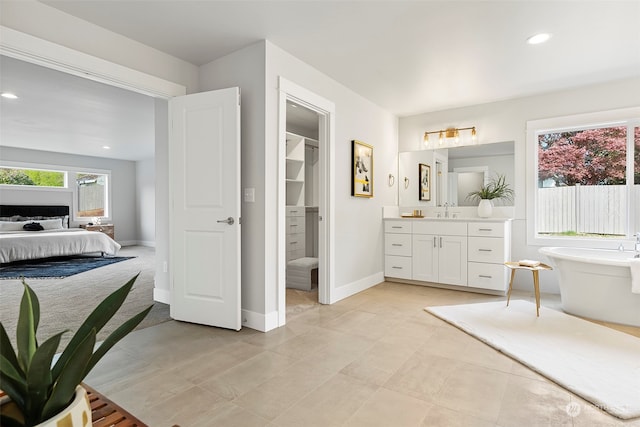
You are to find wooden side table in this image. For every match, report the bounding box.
[504,261,553,316]
[81,224,115,240]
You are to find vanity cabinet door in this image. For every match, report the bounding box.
[438,235,468,286]
[412,234,438,282]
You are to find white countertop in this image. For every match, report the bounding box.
[385,217,512,222]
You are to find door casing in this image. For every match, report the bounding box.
[277,77,336,326]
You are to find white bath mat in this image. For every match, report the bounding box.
[425,300,640,419]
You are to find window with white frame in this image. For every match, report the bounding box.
[527,107,640,245]
[0,162,111,221]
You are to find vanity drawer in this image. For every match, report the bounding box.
[286,206,305,217]
[286,233,306,251]
[286,216,306,234]
[385,233,412,256]
[468,222,505,238]
[413,221,466,236]
[467,262,508,291]
[385,220,412,234]
[385,255,412,279]
[468,237,505,263]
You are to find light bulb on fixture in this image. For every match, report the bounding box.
[423,126,478,147]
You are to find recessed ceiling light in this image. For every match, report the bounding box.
[102,146,111,150]
[527,33,551,45]
[1,92,18,99]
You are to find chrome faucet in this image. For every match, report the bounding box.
[635,232,640,258]
[443,202,449,218]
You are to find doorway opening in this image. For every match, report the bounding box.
[277,77,335,327]
[284,100,321,317]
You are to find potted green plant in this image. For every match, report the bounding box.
[466,173,513,217]
[0,274,152,427]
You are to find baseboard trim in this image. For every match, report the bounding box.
[119,240,138,247]
[153,288,170,304]
[331,271,384,304]
[137,240,155,247]
[242,309,279,332]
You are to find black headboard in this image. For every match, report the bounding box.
[0,205,70,217]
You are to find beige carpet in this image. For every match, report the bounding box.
[425,300,640,420]
[0,246,170,350]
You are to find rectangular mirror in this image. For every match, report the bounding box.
[399,141,514,207]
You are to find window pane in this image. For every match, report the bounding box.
[0,167,65,187]
[77,173,107,217]
[537,126,627,238]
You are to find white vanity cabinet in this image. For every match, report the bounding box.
[412,221,467,286]
[384,220,412,280]
[384,218,511,293]
[467,222,511,291]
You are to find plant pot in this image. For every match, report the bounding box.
[478,199,493,218]
[0,386,91,427]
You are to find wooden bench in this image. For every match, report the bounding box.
[84,384,148,427]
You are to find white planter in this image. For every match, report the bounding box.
[35,386,91,427]
[478,199,493,218]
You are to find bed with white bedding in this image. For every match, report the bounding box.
[0,229,121,264]
[0,205,121,264]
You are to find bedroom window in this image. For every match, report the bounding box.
[527,107,640,246]
[0,162,111,222]
[0,166,66,187]
[76,172,108,218]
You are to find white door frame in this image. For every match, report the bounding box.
[277,77,335,326]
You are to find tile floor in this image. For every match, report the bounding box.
[85,282,640,427]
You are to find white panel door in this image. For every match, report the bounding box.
[412,234,438,282]
[438,235,468,286]
[169,87,241,330]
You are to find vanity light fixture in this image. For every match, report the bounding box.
[424,126,477,147]
[1,92,18,99]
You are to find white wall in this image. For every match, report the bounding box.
[399,76,640,293]
[135,158,155,246]
[198,41,267,323]
[198,40,398,329]
[153,99,170,301]
[0,146,138,243]
[267,43,398,309]
[0,1,199,94]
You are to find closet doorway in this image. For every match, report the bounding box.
[277,77,335,326]
[284,101,321,317]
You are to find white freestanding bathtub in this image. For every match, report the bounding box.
[539,247,640,327]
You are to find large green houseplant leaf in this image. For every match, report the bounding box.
[0,274,152,426]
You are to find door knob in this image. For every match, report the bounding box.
[217,217,234,225]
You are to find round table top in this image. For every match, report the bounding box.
[504,261,553,271]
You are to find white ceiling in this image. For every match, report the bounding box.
[41,0,640,116]
[0,55,155,161]
[1,1,639,161]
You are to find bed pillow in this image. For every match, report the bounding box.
[38,218,64,230]
[0,221,30,231]
[0,215,69,228]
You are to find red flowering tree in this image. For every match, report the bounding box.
[538,126,633,186]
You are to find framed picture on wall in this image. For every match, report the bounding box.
[351,140,373,198]
[419,163,431,201]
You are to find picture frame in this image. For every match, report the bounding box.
[419,163,431,201]
[351,140,373,198]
